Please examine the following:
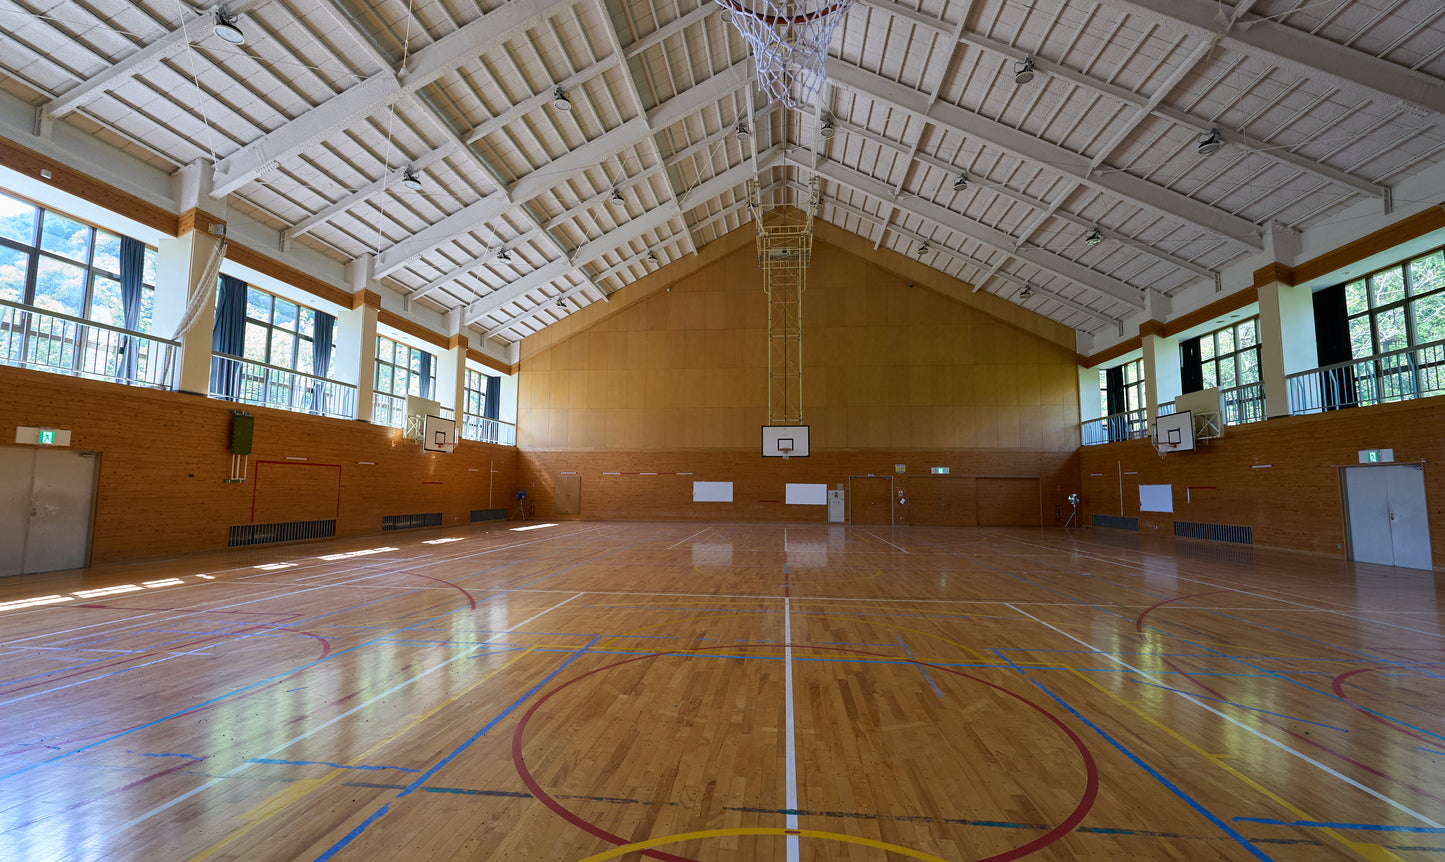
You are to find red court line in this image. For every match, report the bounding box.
[405,574,477,610]
[512,644,1098,862]
[1332,667,1444,747]
[1135,591,1228,633]
[1161,655,1445,808]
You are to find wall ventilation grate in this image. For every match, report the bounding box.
[383,512,442,531]
[1093,514,1139,531]
[1175,521,1254,545]
[471,508,507,522]
[229,519,336,547]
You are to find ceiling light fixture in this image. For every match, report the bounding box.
[952,171,968,191]
[1014,56,1035,85]
[401,167,422,191]
[917,241,930,256]
[1084,227,1102,246]
[552,87,572,111]
[647,251,658,264]
[736,123,750,140]
[496,247,511,262]
[610,188,624,206]
[1020,285,1033,297]
[556,297,567,308]
[819,115,834,139]
[213,8,245,45]
[1197,127,1223,156]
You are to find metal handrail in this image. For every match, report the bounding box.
[1,298,179,389]
[460,413,517,446]
[210,353,356,419]
[1081,409,1149,446]
[1286,337,1445,414]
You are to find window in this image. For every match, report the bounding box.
[1096,358,1145,442]
[1346,249,1445,357]
[1191,317,1263,424]
[0,191,156,328]
[1342,247,1445,404]
[1,190,159,383]
[464,368,487,416]
[375,335,434,399]
[234,284,330,377]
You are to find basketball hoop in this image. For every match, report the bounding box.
[1154,441,1178,459]
[715,0,853,109]
[779,446,793,460]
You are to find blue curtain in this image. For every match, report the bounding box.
[483,374,500,420]
[309,311,335,413]
[117,236,144,382]
[210,275,247,397]
[418,350,433,400]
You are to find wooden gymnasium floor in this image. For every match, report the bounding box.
[1,521,1444,861]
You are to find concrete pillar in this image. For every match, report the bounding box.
[1257,277,1317,418]
[154,221,222,396]
[1142,326,1182,428]
[337,256,379,421]
[438,334,468,418]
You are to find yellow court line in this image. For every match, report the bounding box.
[1069,668,1406,862]
[572,827,950,862]
[188,646,539,862]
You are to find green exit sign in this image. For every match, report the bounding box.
[37,429,56,445]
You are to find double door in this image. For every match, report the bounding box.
[1343,464,1432,570]
[0,447,98,576]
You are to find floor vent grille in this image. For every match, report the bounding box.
[1093,514,1139,531]
[383,512,442,531]
[229,519,336,547]
[1175,521,1254,545]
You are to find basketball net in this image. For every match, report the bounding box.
[715,0,852,109]
[780,446,793,460]
[1154,441,1178,459]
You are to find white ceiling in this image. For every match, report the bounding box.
[2,0,1442,343]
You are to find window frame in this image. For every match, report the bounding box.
[374,334,435,399]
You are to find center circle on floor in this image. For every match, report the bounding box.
[511,643,1099,862]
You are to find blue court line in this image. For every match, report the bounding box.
[1234,817,1445,834]
[312,636,600,862]
[1126,679,1350,732]
[893,635,945,698]
[138,752,203,760]
[247,758,419,773]
[993,649,1275,862]
[0,542,622,782]
[1416,747,1445,756]
[926,537,1445,743]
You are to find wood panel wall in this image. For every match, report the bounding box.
[0,365,519,565]
[517,448,1079,526]
[518,228,1082,453]
[514,224,1083,525]
[1079,396,1445,565]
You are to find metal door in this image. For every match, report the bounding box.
[0,447,32,577]
[0,447,98,576]
[1344,464,1432,570]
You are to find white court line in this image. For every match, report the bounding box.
[87,592,587,843]
[862,529,909,554]
[783,593,800,862]
[667,528,708,550]
[1006,602,1444,827]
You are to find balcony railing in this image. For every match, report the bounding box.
[372,392,406,428]
[1286,338,1445,415]
[2,298,178,389]
[1222,382,1265,425]
[461,413,517,446]
[1081,408,1148,445]
[210,353,356,419]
